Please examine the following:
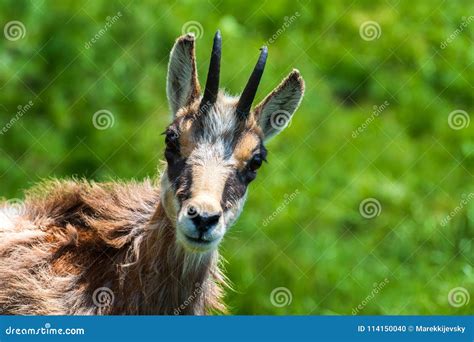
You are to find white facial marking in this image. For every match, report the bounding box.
[162,93,254,253]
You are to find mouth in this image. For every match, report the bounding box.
[178,232,221,252]
[185,235,214,245]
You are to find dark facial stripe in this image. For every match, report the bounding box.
[165,130,183,186]
[174,162,193,204]
[167,155,193,206]
[220,171,248,211]
[165,124,193,205]
[167,155,184,183]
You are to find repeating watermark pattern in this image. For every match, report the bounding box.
[352,101,389,138]
[4,20,26,41]
[447,109,470,130]
[173,282,204,315]
[0,294,16,313]
[184,203,202,219]
[270,110,293,130]
[447,287,470,308]
[440,16,474,49]
[359,21,382,41]
[262,189,300,227]
[181,21,204,39]
[92,287,114,308]
[440,193,473,227]
[359,198,382,219]
[1,198,27,218]
[352,278,390,315]
[198,101,212,115]
[84,12,122,50]
[266,12,301,45]
[92,109,115,130]
[270,287,292,307]
[0,100,34,136]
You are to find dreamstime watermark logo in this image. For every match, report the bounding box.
[92,109,115,130]
[173,282,204,315]
[448,287,470,308]
[266,12,301,45]
[352,101,389,138]
[198,101,212,115]
[1,198,27,218]
[270,110,293,130]
[0,100,34,136]
[4,20,26,41]
[359,198,382,219]
[181,21,204,39]
[448,109,470,130]
[92,287,114,308]
[440,16,474,49]
[4,322,85,336]
[262,189,299,227]
[270,287,292,307]
[84,12,122,49]
[352,278,390,314]
[183,202,205,220]
[0,294,16,313]
[359,21,381,41]
[440,193,473,227]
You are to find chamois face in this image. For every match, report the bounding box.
[161,32,304,253]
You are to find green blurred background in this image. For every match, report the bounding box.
[0,0,473,314]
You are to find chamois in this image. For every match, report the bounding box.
[0,31,304,315]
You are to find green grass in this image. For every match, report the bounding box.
[0,0,473,314]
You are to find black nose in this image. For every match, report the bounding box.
[189,211,221,233]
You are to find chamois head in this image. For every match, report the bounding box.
[161,31,304,253]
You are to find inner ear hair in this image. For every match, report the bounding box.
[253,69,305,140]
[166,34,201,116]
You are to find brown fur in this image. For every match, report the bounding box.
[0,33,304,316]
[0,179,226,315]
[233,133,261,170]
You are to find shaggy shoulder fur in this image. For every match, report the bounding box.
[0,179,226,315]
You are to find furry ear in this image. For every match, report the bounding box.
[166,34,200,116]
[254,70,304,141]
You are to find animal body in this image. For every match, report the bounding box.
[0,31,304,315]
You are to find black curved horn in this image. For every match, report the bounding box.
[200,30,222,113]
[236,46,268,119]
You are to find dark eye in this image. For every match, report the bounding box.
[165,130,179,146]
[248,154,263,172]
[164,129,180,162]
